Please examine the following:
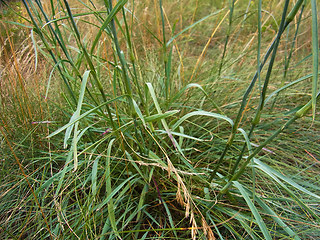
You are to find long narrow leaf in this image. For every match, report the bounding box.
[233,181,272,240]
[254,158,320,199]
[171,110,233,131]
[310,0,319,118]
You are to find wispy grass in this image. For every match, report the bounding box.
[1,0,320,239]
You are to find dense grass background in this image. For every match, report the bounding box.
[1,0,320,239]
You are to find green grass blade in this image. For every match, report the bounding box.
[166,9,223,47]
[219,116,299,194]
[237,128,252,155]
[265,73,316,104]
[47,95,126,138]
[90,0,128,54]
[254,158,320,199]
[146,82,177,148]
[253,194,301,240]
[310,0,319,119]
[144,110,179,123]
[233,181,272,240]
[156,130,203,142]
[254,159,320,222]
[132,98,146,127]
[55,150,74,196]
[218,0,235,76]
[105,138,119,238]
[161,199,178,238]
[169,83,222,114]
[95,175,136,211]
[65,70,89,170]
[136,183,149,222]
[125,151,146,181]
[171,110,233,131]
[91,155,100,198]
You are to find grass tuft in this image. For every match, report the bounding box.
[1,0,320,239]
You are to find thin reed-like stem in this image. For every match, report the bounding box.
[209,0,305,182]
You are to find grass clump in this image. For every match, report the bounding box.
[1,0,320,239]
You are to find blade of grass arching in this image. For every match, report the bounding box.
[171,111,233,132]
[168,83,222,114]
[39,10,110,27]
[146,83,177,148]
[145,110,179,123]
[2,19,33,28]
[156,130,203,142]
[104,138,120,239]
[64,69,89,153]
[47,95,126,138]
[253,160,320,222]
[254,159,320,200]
[233,181,272,240]
[237,128,253,155]
[132,98,146,127]
[166,9,224,47]
[265,73,316,104]
[310,0,319,119]
[45,60,69,99]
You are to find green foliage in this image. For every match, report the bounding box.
[1,0,320,239]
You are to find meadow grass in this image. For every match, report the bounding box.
[0,0,320,239]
